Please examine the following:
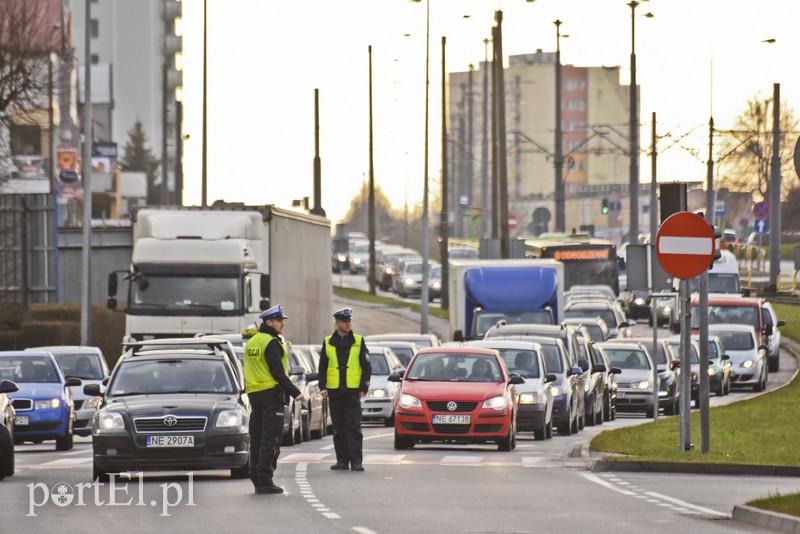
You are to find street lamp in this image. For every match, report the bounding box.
[627,1,652,245]
[411,0,431,333]
[554,20,564,233]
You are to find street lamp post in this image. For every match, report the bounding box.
[481,38,490,239]
[554,20,564,233]
[628,1,641,245]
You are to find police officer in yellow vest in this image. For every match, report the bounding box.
[319,307,371,472]
[244,304,303,494]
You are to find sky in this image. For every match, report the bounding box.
[177,0,800,226]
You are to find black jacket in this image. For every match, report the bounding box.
[318,330,371,396]
[248,323,301,405]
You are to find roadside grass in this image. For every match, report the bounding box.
[591,301,800,466]
[747,491,800,518]
[333,286,449,321]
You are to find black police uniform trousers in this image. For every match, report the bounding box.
[248,389,285,486]
[329,392,363,467]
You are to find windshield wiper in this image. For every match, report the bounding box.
[179,303,225,316]
[131,303,175,315]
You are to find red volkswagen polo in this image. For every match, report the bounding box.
[388,347,522,451]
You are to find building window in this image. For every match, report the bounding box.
[91,54,99,64]
[578,100,586,111]
[11,124,42,155]
[90,19,99,38]
[566,79,576,91]
[579,80,586,90]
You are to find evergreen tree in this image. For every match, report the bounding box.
[120,119,161,204]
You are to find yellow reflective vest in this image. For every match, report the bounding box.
[325,333,363,389]
[244,332,288,394]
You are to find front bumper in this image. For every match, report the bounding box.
[615,390,655,412]
[92,432,250,473]
[13,407,70,441]
[361,398,394,420]
[516,404,546,431]
[394,410,511,443]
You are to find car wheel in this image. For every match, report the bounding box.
[768,353,780,373]
[533,420,546,441]
[570,413,579,435]
[557,418,572,436]
[0,426,14,479]
[603,392,611,421]
[93,461,110,483]
[754,370,766,392]
[595,402,603,426]
[383,411,395,427]
[577,407,585,431]
[716,379,725,397]
[231,457,250,479]
[55,430,73,451]
[545,417,553,439]
[283,407,296,446]
[394,432,414,450]
[498,422,514,451]
[645,406,655,418]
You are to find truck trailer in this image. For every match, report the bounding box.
[107,205,333,345]
[448,259,565,341]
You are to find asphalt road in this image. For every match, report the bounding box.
[1,278,795,533]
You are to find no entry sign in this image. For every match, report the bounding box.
[656,212,715,279]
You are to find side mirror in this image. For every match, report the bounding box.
[0,379,18,394]
[742,289,751,297]
[627,319,637,327]
[593,363,607,373]
[306,372,318,382]
[508,374,525,385]
[609,367,622,375]
[108,272,118,296]
[84,383,102,396]
[764,325,773,336]
[260,273,270,310]
[578,359,590,373]
[289,365,305,376]
[721,354,730,361]
[545,373,557,383]
[453,330,464,342]
[65,377,82,387]
[777,320,786,327]
[758,345,768,352]
[567,366,582,377]
[106,297,118,310]
[387,372,403,382]
[671,359,681,369]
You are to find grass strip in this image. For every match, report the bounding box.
[747,491,800,518]
[333,286,449,321]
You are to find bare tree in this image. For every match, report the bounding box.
[0,0,62,158]
[717,95,799,200]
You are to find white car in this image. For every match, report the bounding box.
[762,302,784,372]
[361,346,404,426]
[708,324,767,392]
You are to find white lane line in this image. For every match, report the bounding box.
[441,455,483,466]
[643,492,728,517]
[27,458,93,469]
[580,473,636,496]
[63,448,92,456]
[364,432,394,441]
[283,453,329,462]
[363,454,405,464]
[352,528,377,534]
[323,512,341,519]
[521,457,542,467]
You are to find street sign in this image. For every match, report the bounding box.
[655,211,715,279]
[508,214,517,230]
[753,201,769,221]
[755,219,769,234]
[60,184,78,200]
[714,199,726,217]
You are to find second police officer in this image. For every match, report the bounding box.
[319,307,371,472]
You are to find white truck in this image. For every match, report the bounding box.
[448,259,565,341]
[107,205,333,344]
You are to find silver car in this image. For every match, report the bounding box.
[26,346,110,437]
[465,339,555,440]
[762,302,785,372]
[709,324,767,392]
[361,346,404,426]
[597,342,657,417]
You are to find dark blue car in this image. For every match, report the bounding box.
[0,351,77,451]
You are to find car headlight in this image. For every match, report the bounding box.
[97,412,125,432]
[404,277,415,285]
[663,306,672,313]
[385,267,393,274]
[742,359,755,369]
[431,282,441,289]
[631,380,651,391]
[634,297,646,306]
[85,396,103,409]
[482,396,507,411]
[367,389,388,399]
[353,257,361,264]
[708,367,717,376]
[337,254,347,262]
[398,394,421,409]
[35,398,60,410]
[518,393,539,405]
[216,410,243,428]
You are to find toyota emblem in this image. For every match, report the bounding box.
[446,401,457,412]
[163,416,178,427]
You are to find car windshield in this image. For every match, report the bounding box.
[495,349,541,378]
[405,263,423,275]
[713,331,755,350]
[690,274,739,293]
[387,347,414,367]
[0,356,59,383]
[540,345,564,373]
[370,354,390,375]
[407,353,501,382]
[603,348,652,370]
[583,325,603,342]
[449,248,479,259]
[108,359,234,395]
[53,353,105,380]
[666,342,700,363]
[474,310,553,337]
[564,309,618,328]
[693,305,759,329]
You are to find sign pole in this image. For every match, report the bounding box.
[680,279,692,451]
[649,245,658,423]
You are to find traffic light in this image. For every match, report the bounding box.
[601,198,609,215]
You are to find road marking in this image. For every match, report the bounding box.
[353,528,377,534]
[363,454,405,464]
[580,473,636,496]
[26,458,92,469]
[521,456,542,467]
[323,513,341,519]
[441,455,483,466]
[283,453,329,461]
[643,491,728,517]
[63,448,92,456]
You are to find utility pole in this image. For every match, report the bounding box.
[466,64,474,240]
[768,83,782,292]
[367,49,376,295]
[80,0,93,345]
[554,20,565,232]
[481,38,490,239]
[440,36,449,310]
[699,114,715,453]
[495,11,509,258]
[201,0,208,207]
[628,1,641,245]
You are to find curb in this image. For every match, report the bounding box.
[732,505,800,533]
[590,459,800,477]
